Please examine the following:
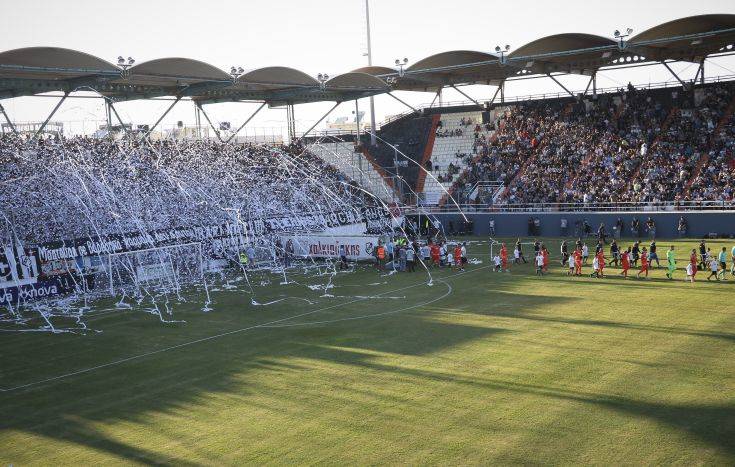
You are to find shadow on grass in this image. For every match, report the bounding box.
[465,289,735,344]
[319,356,735,457]
[1,271,732,462]
[0,282,562,464]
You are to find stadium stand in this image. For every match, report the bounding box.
[0,135,369,246]
[358,80,735,208]
[306,141,396,201]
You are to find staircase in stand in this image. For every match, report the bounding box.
[684,93,735,194]
[627,106,679,183]
[415,114,441,193]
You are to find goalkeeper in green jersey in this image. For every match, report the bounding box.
[666,245,676,279]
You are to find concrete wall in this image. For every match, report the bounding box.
[425,212,735,239]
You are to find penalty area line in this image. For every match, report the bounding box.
[0,265,488,393]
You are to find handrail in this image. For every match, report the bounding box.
[376,74,735,127]
[403,200,735,213]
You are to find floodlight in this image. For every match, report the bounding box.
[614,30,620,37]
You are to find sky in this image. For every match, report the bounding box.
[2,0,735,138]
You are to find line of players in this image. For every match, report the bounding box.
[493,239,735,282]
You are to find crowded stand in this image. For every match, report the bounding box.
[0,135,368,247]
[434,81,735,206]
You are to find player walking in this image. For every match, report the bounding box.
[500,243,509,272]
[665,245,676,279]
[718,247,727,280]
[454,244,463,272]
[707,255,720,281]
[574,247,583,276]
[535,249,545,275]
[620,246,631,279]
[637,247,649,279]
[687,248,698,283]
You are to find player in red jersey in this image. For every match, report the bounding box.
[597,251,606,278]
[454,244,463,272]
[687,248,698,282]
[620,247,631,278]
[542,246,550,273]
[637,247,649,279]
[430,242,441,268]
[574,247,583,276]
[500,244,509,272]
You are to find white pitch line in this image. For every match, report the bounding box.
[0,266,488,393]
[261,281,453,328]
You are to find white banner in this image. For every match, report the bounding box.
[281,235,380,261]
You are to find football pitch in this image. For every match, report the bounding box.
[1,237,734,465]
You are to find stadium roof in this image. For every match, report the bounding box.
[1,14,734,104]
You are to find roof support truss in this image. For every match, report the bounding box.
[0,102,18,135]
[298,101,341,141]
[33,91,68,140]
[196,102,224,142]
[226,102,267,143]
[386,92,418,113]
[583,73,595,95]
[108,100,129,134]
[450,85,482,109]
[144,96,181,138]
[488,82,503,105]
[661,61,687,88]
[546,73,575,98]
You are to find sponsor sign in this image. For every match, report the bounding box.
[281,235,380,261]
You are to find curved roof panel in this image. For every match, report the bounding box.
[237,66,317,90]
[404,50,509,89]
[325,72,389,91]
[509,33,618,75]
[350,66,396,77]
[126,57,230,84]
[408,50,498,71]
[511,33,616,57]
[0,47,118,80]
[629,14,735,61]
[632,14,735,42]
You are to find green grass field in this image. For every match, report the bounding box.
[1,237,734,465]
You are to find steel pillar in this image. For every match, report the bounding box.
[365,0,377,146]
[0,102,18,135]
[105,100,112,134]
[195,103,202,138]
[593,73,597,96]
[226,102,267,143]
[583,74,594,95]
[108,100,128,135]
[488,83,502,105]
[500,81,505,103]
[33,91,68,140]
[145,96,181,138]
[354,99,361,146]
[699,59,705,86]
[286,104,297,143]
